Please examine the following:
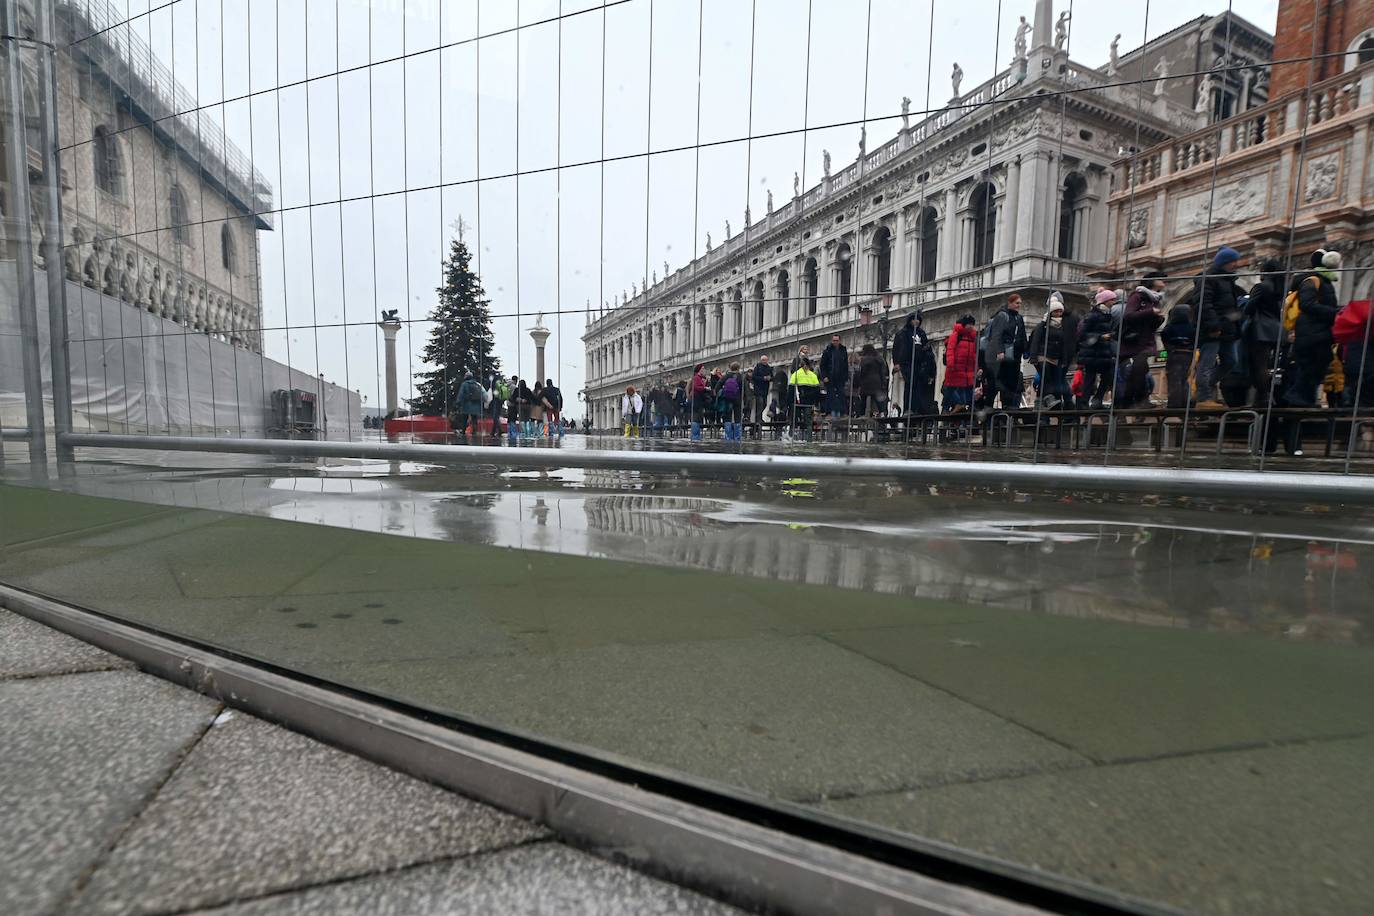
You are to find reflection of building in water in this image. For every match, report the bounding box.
[579,492,1370,643]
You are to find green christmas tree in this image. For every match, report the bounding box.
[412,238,501,415]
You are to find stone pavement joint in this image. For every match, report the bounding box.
[0,609,746,916]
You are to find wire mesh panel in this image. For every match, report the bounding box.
[4,3,1374,913]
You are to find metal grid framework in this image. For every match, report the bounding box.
[1,0,1372,485]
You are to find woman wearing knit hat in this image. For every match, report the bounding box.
[1284,248,1343,409]
[1028,299,1071,408]
[1119,274,1168,408]
[1263,249,1343,456]
[1075,289,1121,409]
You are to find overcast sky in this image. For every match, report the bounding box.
[113,0,1279,414]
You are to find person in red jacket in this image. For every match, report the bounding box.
[942,314,979,412]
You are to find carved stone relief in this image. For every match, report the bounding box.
[1303,152,1339,204]
[1174,173,1269,235]
[1127,208,1150,249]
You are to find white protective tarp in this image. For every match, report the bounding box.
[1,262,362,439]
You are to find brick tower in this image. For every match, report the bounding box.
[1270,0,1374,99]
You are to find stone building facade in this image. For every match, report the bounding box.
[1,0,270,352]
[582,3,1271,428]
[1105,0,1374,307]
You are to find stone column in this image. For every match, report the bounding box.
[1015,151,1042,253]
[378,316,402,417]
[939,187,959,277]
[1001,158,1021,259]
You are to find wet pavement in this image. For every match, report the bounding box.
[2,442,1374,915]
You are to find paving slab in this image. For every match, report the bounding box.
[323,634,1085,801]
[0,608,131,678]
[823,615,1374,761]
[189,843,743,916]
[0,483,169,547]
[0,670,220,916]
[73,713,549,916]
[824,735,1374,916]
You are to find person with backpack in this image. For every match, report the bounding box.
[1243,259,1285,408]
[719,362,745,440]
[506,376,522,440]
[982,294,1029,409]
[454,371,487,440]
[1285,249,1343,407]
[1117,275,1167,408]
[1191,246,1248,408]
[818,334,850,419]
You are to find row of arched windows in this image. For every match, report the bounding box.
[92,125,237,274]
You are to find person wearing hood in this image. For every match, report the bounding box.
[981,294,1029,409]
[1118,274,1168,408]
[1285,248,1343,408]
[750,355,775,429]
[1159,303,1197,409]
[942,315,979,412]
[1243,258,1285,407]
[856,343,889,417]
[1027,300,1070,409]
[891,312,933,415]
[455,371,487,439]
[535,379,557,436]
[1191,246,1248,407]
[1076,289,1120,409]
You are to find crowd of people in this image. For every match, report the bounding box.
[612,245,1373,453]
[445,372,585,439]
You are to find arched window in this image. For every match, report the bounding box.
[92,125,122,196]
[221,224,236,273]
[970,183,996,269]
[169,186,188,244]
[803,258,818,315]
[1359,36,1374,66]
[752,280,765,332]
[836,243,852,308]
[733,288,743,336]
[872,227,892,292]
[919,207,938,283]
[1057,173,1088,260]
[777,270,790,326]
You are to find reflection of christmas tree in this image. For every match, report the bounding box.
[412,239,501,415]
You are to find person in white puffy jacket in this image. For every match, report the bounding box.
[621,386,644,438]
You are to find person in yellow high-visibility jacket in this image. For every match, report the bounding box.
[788,359,821,441]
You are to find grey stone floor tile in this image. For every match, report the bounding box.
[189,843,744,916]
[73,714,549,916]
[0,609,131,678]
[0,670,220,916]
[324,634,1085,801]
[824,734,1374,916]
[824,616,1374,761]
